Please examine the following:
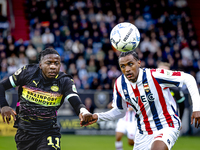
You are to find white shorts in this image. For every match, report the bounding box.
[115,117,137,140]
[133,127,180,150]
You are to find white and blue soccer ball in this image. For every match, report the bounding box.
[110,22,140,52]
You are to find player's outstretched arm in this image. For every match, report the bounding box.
[191,111,200,128]
[67,95,93,125]
[1,106,16,124]
[80,107,127,126]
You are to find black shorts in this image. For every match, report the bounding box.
[15,128,61,150]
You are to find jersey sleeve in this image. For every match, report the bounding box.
[62,77,79,100]
[8,65,29,87]
[61,76,86,115]
[151,68,185,88]
[152,68,200,111]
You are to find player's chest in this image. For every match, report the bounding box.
[122,82,156,107]
[20,78,63,106]
[25,78,62,93]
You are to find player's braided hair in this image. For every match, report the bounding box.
[118,50,139,61]
[38,48,60,62]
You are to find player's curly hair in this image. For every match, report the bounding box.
[118,50,139,61]
[38,48,60,62]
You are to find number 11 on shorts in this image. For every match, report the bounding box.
[47,136,60,149]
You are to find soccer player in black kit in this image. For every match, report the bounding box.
[0,48,92,150]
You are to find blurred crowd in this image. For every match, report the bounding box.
[1,0,200,91]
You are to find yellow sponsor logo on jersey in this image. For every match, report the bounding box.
[22,86,63,106]
[51,85,59,92]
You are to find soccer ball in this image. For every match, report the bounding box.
[110,22,140,52]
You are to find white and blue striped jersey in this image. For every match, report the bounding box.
[108,68,200,135]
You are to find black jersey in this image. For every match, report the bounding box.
[8,64,77,133]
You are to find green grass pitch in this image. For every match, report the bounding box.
[0,135,199,150]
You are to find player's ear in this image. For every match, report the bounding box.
[39,62,42,69]
[137,60,141,67]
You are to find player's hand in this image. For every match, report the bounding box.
[79,114,98,126]
[191,111,200,128]
[79,112,93,126]
[1,106,16,124]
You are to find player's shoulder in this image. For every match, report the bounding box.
[57,72,74,83]
[146,68,160,73]
[23,64,39,71]
[115,75,123,84]
[15,64,39,76]
[147,68,168,76]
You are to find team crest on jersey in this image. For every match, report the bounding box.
[51,85,59,92]
[143,83,150,92]
[14,68,22,75]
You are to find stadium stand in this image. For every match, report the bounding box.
[0,0,200,92]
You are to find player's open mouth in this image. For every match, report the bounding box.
[126,74,132,78]
[49,72,56,76]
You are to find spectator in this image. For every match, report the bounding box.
[1,0,199,92]
[41,28,55,46]
[76,55,86,70]
[7,53,19,67]
[84,97,95,113]
[71,40,85,54]
[87,59,97,78]
[134,16,147,32]
[107,65,121,80]
[68,63,78,77]
[25,44,38,64]
[31,30,44,50]
[7,60,18,75]
[78,64,88,81]
[0,58,8,80]
[18,53,29,69]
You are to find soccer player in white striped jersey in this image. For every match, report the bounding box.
[81,51,200,150]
